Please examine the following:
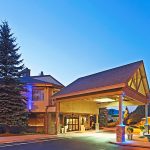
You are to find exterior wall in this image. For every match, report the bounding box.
[27,84,61,134]
[31,86,53,112]
[28,113,45,133]
[30,86,61,112]
[59,100,99,114]
[47,113,56,134]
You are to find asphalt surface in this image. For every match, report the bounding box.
[0,136,149,150]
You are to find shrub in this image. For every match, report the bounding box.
[127,126,134,134]
[0,124,7,134]
[9,126,23,134]
[139,126,145,131]
[26,127,36,133]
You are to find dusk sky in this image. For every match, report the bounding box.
[0,0,150,86]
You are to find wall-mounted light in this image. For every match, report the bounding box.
[95,98,115,103]
[26,84,33,110]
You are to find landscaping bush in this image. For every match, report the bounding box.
[139,126,145,131]
[26,126,37,133]
[0,124,7,134]
[9,126,23,134]
[127,126,134,134]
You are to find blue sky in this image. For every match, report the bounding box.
[0,0,150,86]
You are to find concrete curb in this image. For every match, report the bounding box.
[109,141,150,149]
[0,137,61,145]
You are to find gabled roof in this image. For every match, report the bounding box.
[20,76,46,84]
[33,75,64,87]
[53,61,146,98]
[20,75,64,87]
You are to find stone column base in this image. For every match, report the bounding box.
[95,123,99,132]
[116,125,125,142]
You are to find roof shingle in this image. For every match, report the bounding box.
[53,61,143,98]
[20,75,64,87]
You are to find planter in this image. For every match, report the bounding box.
[139,131,144,137]
[127,126,134,140]
[144,134,150,142]
[80,125,85,132]
[127,134,133,140]
[64,126,68,133]
[61,128,64,134]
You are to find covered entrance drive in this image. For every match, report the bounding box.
[53,61,150,142]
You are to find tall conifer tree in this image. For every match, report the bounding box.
[0,21,27,128]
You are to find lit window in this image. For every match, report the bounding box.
[33,88,44,101]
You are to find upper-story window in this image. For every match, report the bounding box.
[33,87,44,101]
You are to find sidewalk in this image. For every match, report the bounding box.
[0,134,58,144]
[101,127,150,148]
[110,134,150,148]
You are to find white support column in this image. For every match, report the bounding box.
[96,114,98,123]
[95,114,99,132]
[116,93,125,143]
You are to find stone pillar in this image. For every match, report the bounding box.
[56,102,60,134]
[144,103,149,134]
[95,114,99,132]
[44,112,48,134]
[116,93,125,143]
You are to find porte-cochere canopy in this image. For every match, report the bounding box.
[53,60,149,106]
[52,60,150,143]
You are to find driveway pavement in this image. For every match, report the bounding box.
[0,132,149,150]
[0,130,150,149]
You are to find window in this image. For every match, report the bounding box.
[33,88,44,101]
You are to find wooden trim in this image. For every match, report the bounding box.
[132,76,136,89]
[129,78,133,87]
[60,112,96,115]
[123,87,147,104]
[141,63,150,92]
[55,89,123,102]
[137,78,142,91]
[53,83,125,99]
[26,83,64,89]
[125,63,142,84]
[139,67,147,96]
[136,71,138,89]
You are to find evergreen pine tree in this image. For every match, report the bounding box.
[0,21,27,129]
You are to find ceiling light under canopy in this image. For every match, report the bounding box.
[95,98,115,103]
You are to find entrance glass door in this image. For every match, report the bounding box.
[66,117,79,131]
